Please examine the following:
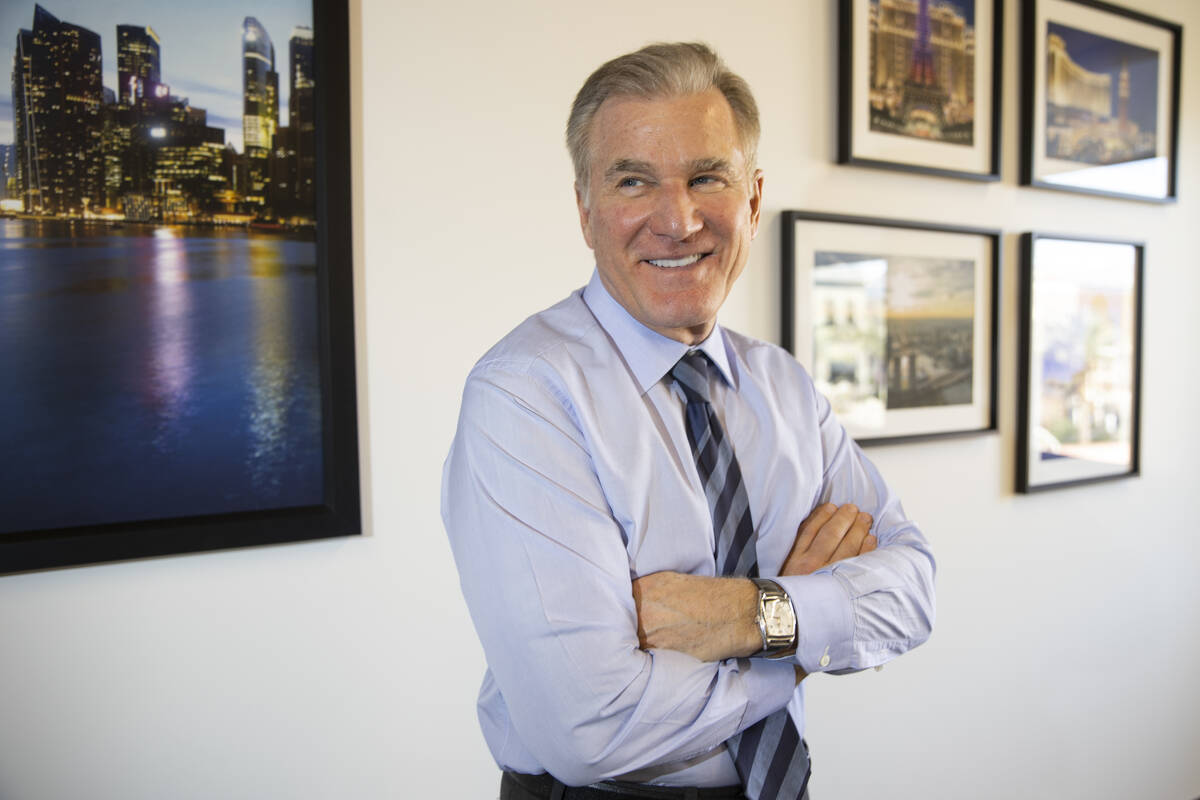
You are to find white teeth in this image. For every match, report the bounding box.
[647,254,703,268]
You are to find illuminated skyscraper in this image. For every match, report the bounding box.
[10,4,105,215]
[242,17,278,206]
[289,26,314,131]
[0,144,16,201]
[242,16,277,153]
[289,26,315,216]
[117,24,161,106]
[11,28,38,212]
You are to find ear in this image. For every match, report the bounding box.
[748,169,764,240]
[574,183,594,250]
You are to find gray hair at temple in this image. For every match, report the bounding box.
[566,42,761,200]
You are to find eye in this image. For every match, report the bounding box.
[690,175,726,191]
[617,177,644,189]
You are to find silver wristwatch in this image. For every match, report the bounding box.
[752,578,797,658]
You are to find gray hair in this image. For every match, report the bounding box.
[566,42,761,196]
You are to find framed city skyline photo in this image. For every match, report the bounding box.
[838,0,1003,180]
[1020,0,1181,202]
[782,212,999,446]
[0,0,359,574]
[1017,234,1142,493]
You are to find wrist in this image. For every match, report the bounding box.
[732,578,763,657]
[750,578,798,658]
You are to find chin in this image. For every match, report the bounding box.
[649,305,722,340]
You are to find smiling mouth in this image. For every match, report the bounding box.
[646,254,707,268]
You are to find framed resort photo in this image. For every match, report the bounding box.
[838,0,1003,180]
[782,212,999,446]
[1016,234,1143,493]
[0,0,359,574]
[1019,0,1182,202]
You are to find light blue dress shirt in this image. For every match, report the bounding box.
[442,272,935,788]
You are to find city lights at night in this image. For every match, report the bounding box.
[1,0,330,537]
[2,1,315,224]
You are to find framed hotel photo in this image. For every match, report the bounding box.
[838,0,1003,180]
[1019,0,1182,202]
[782,212,999,446]
[0,0,359,574]
[1017,234,1143,493]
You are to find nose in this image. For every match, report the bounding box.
[648,183,703,241]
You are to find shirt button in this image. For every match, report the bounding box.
[819,654,831,668]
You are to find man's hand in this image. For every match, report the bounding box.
[781,503,875,576]
[631,504,875,662]
[631,572,761,662]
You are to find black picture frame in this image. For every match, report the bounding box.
[1019,0,1182,202]
[0,0,360,574]
[782,211,1000,446]
[1016,233,1143,492]
[837,0,1004,181]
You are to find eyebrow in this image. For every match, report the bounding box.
[604,159,654,181]
[691,158,735,175]
[603,157,738,181]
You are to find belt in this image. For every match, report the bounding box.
[503,770,745,800]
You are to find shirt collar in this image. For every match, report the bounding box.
[582,270,736,395]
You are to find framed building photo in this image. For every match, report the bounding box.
[0,0,359,574]
[782,211,999,446]
[838,0,1003,180]
[1019,0,1182,202]
[1016,234,1143,493]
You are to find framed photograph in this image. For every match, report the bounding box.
[1017,234,1142,492]
[782,211,999,446]
[1019,0,1182,202]
[838,0,1003,180]
[0,0,359,574]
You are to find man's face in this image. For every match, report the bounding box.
[575,89,763,345]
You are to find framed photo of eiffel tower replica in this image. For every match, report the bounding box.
[838,0,1003,181]
[1019,0,1182,202]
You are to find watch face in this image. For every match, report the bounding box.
[764,598,795,638]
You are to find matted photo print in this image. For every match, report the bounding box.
[838,0,1003,180]
[782,212,998,446]
[1017,234,1143,492]
[1020,0,1182,201]
[0,0,359,573]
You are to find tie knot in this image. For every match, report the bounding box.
[671,350,711,404]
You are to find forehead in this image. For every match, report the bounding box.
[587,89,746,173]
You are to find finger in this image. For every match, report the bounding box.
[808,503,859,562]
[860,534,877,554]
[830,510,873,562]
[790,502,838,554]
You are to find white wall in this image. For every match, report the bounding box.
[2,0,1198,798]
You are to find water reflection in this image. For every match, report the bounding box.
[145,227,194,452]
[249,258,294,496]
[0,220,322,533]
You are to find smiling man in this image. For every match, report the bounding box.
[443,43,935,800]
[575,88,760,345]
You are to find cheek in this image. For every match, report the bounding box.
[593,211,643,251]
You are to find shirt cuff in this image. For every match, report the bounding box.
[736,656,798,729]
[773,573,854,673]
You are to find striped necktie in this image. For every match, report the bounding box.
[670,351,811,800]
